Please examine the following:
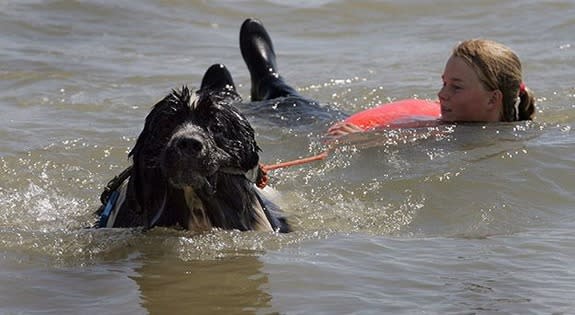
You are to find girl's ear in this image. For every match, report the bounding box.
[487,89,503,110]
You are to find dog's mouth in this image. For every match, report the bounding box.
[150,164,218,229]
[167,172,218,195]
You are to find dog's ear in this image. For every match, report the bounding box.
[189,76,261,173]
[130,113,170,228]
[195,92,261,172]
[131,159,167,228]
[129,90,191,228]
[227,106,261,171]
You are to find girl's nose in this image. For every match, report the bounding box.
[438,86,448,101]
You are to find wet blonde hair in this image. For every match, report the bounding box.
[452,39,536,122]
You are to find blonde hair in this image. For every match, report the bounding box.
[452,39,535,121]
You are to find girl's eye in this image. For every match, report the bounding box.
[441,81,462,91]
[447,83,463,91]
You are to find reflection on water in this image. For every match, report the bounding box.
[135,243,273,314]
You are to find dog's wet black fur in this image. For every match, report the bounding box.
[97,64,290,232]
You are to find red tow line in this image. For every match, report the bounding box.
[256,151,328,188]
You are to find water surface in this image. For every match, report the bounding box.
[1,0,574,314]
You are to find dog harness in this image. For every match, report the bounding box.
[97,166,132,228]
[97,164,266,228]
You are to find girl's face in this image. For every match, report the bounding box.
[438,56,502,122]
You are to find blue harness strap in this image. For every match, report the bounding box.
[98,190,120,228]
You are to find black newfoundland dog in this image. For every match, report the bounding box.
[96,18,341,232]
[97,64,289,232]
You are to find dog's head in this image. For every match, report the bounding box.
[129,65,268,229]
[137,87,260,192]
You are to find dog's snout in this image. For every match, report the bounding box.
[174,136,204,155]
[162,127,217,189]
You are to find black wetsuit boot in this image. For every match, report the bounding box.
[239,18,300,101]
[200,64,237,92]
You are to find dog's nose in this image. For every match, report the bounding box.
[174,136,204,156]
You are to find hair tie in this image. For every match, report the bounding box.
[519,82,526,94]
[513,82,527,121]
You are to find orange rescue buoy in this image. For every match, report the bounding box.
[344,99,441,129]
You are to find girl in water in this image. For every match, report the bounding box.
[327,39,537,136]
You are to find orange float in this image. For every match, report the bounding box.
[344,99,441,129]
